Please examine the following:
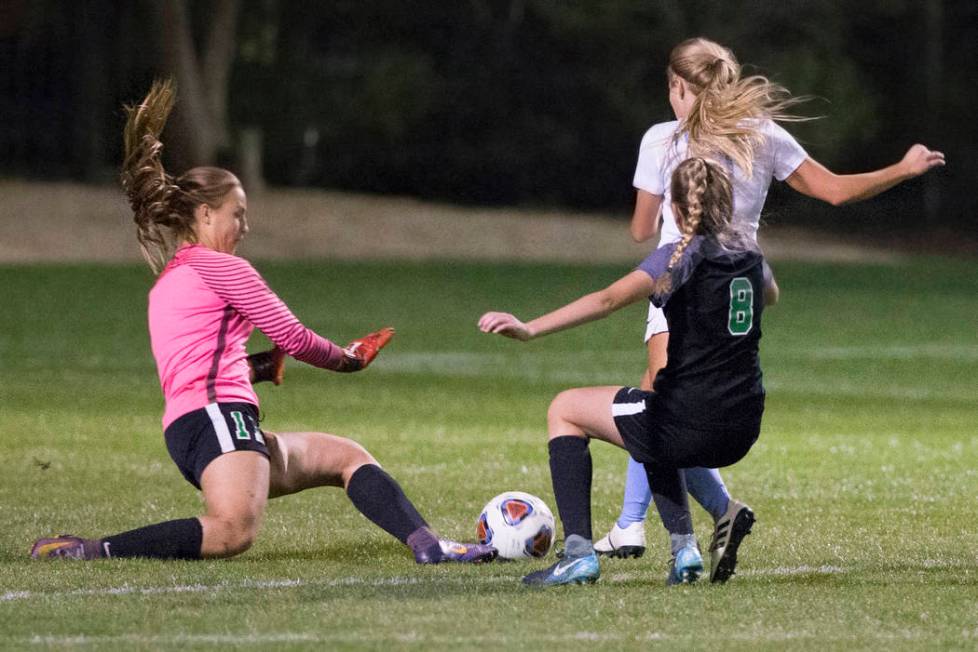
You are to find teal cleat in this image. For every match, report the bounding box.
[667,544,704,585]
[522,552,600,587]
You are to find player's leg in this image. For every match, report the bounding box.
[181,403,273,558]
[593,457,651,558]
[265,430,495,563]
[546,386,629,543]
[523,386,625,586]
[684,467,730,520]
[642,461,703,585]
[642,306,744,570]
[595,311,666,557]
[198,450,270,557]
[31,402,269,561]
[611,387,703,584]
[685,261,776,578]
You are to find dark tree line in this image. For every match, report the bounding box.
[1,0,975,234]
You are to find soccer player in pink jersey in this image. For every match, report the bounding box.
[30,80,496,565]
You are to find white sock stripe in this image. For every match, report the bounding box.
[205,403,235,453]
[612,401,646,417]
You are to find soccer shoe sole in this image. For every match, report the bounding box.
[668,565,703,585]
[595,544,645,559]
[668,553,704,585]
[710,507,755,584]
[522,555,600,587]
[524,574,599,588]
[523,573,600,587]
[30,535,86,560]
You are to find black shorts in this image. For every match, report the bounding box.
[612,387,759,469]
[164,402,270,489]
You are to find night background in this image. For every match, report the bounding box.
[2,0,976,245]
[3,3,978,646]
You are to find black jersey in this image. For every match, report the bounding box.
[638,236,765,429]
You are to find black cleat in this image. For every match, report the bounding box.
[709,500,755,583]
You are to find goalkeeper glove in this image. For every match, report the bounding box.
[248,347,286,385]
[335,327,395,372]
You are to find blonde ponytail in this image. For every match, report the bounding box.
[120,80,241,274]
[121,79,186,274]
[669,37,811,178]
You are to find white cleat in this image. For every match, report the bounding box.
[593,522,646,558]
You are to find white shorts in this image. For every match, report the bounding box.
[644,302,669,343]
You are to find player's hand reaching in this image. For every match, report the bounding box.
[478,312,532,342]
[901,144,945,178]
[335,327,396,372]
[248,347,286,385]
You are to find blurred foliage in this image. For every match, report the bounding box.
[1,0,975,233]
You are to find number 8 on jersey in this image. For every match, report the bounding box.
[727,277,754,336]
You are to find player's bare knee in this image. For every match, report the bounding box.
[547,391,579,437]
[317,434,375,470]
[208,516,260,557]
[231,515,262,552]
[339,440,379,487]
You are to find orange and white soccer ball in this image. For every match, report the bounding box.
[476,491,555,560]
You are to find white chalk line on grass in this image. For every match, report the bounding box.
[2,567,956,647]
[374,350,977,402]
[9,633,657,647]
[762,377,973,402]
[744,564,845,576]
[1,564,851,605]
[0,574,510,603]
[796,344,978,363]
[7,626,937,647]
[379,344,978,372]
[602,565,845,584]
[7,627,937,647]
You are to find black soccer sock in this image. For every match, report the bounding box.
[101,518,203,559]
[346,464,428,544]
[645,464,693,536]
[548,436,592,541]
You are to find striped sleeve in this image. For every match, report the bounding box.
[188,251,345,369]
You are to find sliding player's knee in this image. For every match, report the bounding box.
[209,515,261,557]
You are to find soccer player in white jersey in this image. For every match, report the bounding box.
[597,37,944,582]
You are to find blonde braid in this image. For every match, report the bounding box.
[653,159,708,295]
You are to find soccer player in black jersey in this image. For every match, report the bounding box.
[479,157,764,586]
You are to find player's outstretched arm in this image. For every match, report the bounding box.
[786,144,945,207]
[334,327,396,372]
[480,271,653,341]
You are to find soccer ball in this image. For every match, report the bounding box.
[476,491,556,560]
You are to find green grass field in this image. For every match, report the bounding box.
[1,257,976,650]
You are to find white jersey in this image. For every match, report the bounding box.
[632,119,808,246]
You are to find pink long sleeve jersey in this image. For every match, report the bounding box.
[149,244,344,428]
